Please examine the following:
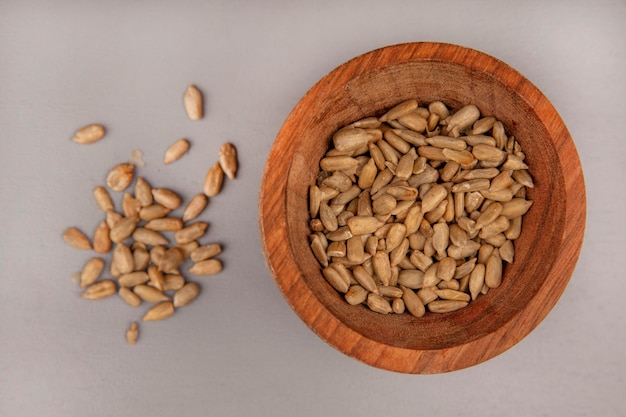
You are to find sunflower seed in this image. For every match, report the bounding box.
[106,163,134,192]
[379,99,418,122]
[81,280,116,300]
[132,227,168,246]
[217,142,239,180]
[322,266,350,293]
[173,282,200,307]
[143,301,175,321]
[145,217,183,231]
[133,284,170,303]
[93,186,114,211]
[110,215,139,243]
[366,293,392,314]
[163,275,185,291]
[119,287,142,307]
[118,271,150,288]
[93,220,112,254]
[122,192,141,217]
[183,84,203,120]
[139,204,171,221]
[485,251,503,288]
[203,162,224,197]
[163,138,190,165]
[80,258,105,288]
[177,240,200,258]
[189,259,222,275]
[63,227,92,250]
[152,188,181,210]
[147,265,165,291]
[72,124,105,144]
[175,222,208,245]
[428,300,468,313]
[159,247,185,272]
[134,177,153,207]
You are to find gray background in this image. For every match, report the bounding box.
[1,1,624,416]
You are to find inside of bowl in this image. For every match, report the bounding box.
[285,60,566,350]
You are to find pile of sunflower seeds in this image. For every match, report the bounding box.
[308,100,533,317]
[63,85,238,343]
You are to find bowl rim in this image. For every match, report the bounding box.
[259,42,586,373]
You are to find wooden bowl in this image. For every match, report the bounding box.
[259,42,585,373]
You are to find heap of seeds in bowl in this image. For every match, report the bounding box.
[308,100,534,316]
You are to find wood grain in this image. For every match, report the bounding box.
[259,42,586,373]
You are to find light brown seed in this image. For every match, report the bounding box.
[454,257,477,279]
[189,259,223,275]
[143,301,175,321]
[147,265,165,291]
[145,217,183,231]
[106,163,134,192]
[420,184,447,213]
[159,247,185,272]
[352,265,379,294]
[512,169,534,188]
[432,222,449,257]
[471,144,506,164]
[428,300,468,313]
[426,135,467,150]
[366,293,393,314]
[72,124,105,144]
[93,220,112,254]
[502,154,529,170]
[177,240,200,258]
[175,222,208,245]
[377,285,403,298]
[475,202,504,229]
[132,227,168,246]
[322,266,350,293]
[485,251,503,288]
[478,216,510,239]
[451,179,490,193]
[372,251,392,286]
[152,188,182,210]
[500,239,515,263]
[132,245,150,271]
[346,235,365,263]
[392,298,406,314]
[489,170,514,192]
[346,216,384,235]
[401,286,426,318]
[93,186,114,211]
[119,287,142,307]
[149,246,166,268]
[310,234,329,267]
[122,192,141,217]
[184,84,203,120]
[163,274,185,291]
[397,112,427,132]
[63,227,92,250]
[409,250,433,272]
[203,162,224,197]
[80,257,105,288]
[468,263,485,300]
[134,177,153,207]
[344,285,368,305]
[500,198,533,219]
[190,243,222,262]
[106,210,123,228]
[134,284,170,303]
[173,282,200,307]
[110,215,139,243]
[319,201,338,232]
[379,99,418,122]
[126,322,138,344]
[445,104,480,135]
[81,280,116,300]
[435,289,471,302]
[163,138,190,165]
[183,194,208,222]
[139,204,171,221]
[118,271,150,288]
[472,116,496,135]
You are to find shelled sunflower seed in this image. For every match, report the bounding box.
[309,100,534,317]
[63,137,238,343]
